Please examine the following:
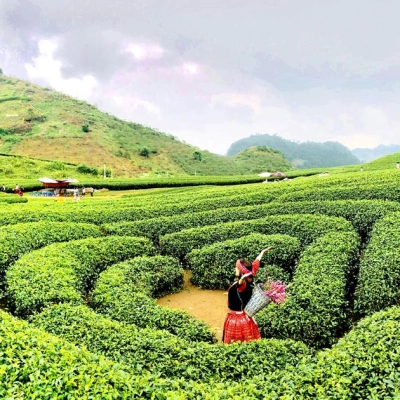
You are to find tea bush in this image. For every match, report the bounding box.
[187,233,300,289]
[256,230,360,348]
[31,303,312,382]
[160,214,354,261]
[6,236,155,317]
[91,258,216,343]
[354,212,400,316]
[0,221,101,279]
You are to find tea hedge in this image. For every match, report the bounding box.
[160,214,354,261]
[0,221,102,279]
[97,255,184,298]
[91,257,216,343]
[0,189,277,226]
[256,230,360,348]
[268,306,400,399]
[187,233,300,289]
[2,305,400,398]
[104,199,400,247]
[354,212,400,317]
[0,193,27,203]
[31,303,312,383]
[278,183,400,203]
[6,236,155,317]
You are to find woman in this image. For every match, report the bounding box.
[222,247,271,344]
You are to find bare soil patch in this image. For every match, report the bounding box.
[157,270,228,342]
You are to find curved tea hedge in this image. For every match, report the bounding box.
[103,199,400,246]
[0,189,277,227]
[0,221,102,279]
[187,233,300,289]
[0,311,139,399]
[31,303,312,383]
[268,306,400,399]
[279,183,400,203]
[256,230,360,348]
[6,236,155,317]
[90,256,216,343]
[160,214,354,261]
[354,212,400,317]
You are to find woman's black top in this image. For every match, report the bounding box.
[227,282,254,311]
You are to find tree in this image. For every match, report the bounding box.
[193,151,202,162]
[139,148,149,157]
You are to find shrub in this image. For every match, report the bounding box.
[139,147,149,157]
[91,257,216,343]
[0,221,102,281]
[31,303,312,383]
[6,236,155,317]
[187,233,300,289]
[76,164,99,175]
[354,212,400,316]
[160,214,354,262]
[257,230,360,348]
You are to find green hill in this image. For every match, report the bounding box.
[0,74,292,178]
[227,134,360,169]
[366,152,400,171]
[352,144,400,163]
[234,146,294,173]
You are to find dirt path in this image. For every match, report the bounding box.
[157,271,228,342]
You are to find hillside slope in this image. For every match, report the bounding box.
[234,146,294,173]
[227,134,360,169]
[366,152,400,170]
[0,74,291,177]
[352,144,400,163]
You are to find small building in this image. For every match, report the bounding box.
[37,177,79,197]
[38,177,79,188]
[270,172,287,178]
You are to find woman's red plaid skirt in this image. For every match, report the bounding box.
[222,311,261,344]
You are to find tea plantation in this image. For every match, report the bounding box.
[1,169,400,398]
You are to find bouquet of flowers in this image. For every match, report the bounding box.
[262,279,288,304]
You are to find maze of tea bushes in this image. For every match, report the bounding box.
[1,170,400,397]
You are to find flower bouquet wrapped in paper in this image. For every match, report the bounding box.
[244,279,288,317]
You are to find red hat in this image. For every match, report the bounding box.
[236,259,253,276]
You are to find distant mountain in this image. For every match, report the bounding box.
[352,144,400,163]
[227,134,360,169]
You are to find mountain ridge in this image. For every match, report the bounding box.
[227,134,360,169]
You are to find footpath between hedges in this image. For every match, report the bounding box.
[157,270,227,341]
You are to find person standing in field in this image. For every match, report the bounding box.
[222,247,271,344]
[396,162,399,169]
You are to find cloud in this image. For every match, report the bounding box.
[25,39,98,100]
[2,0,400,155]
[111,95,161,115]
[125,43,165,61]
[211,92,262,114]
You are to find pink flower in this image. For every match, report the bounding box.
[263,279,288,304]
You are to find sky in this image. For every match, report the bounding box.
[1,0,400,155]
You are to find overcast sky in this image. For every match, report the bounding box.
[1,0,400,154]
